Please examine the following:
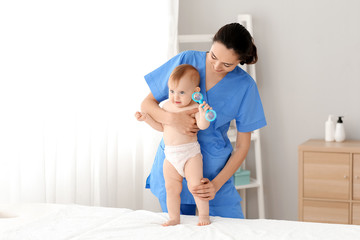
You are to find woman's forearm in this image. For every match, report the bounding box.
[141,93,200,136]
[212,132,251,192]
[141,93,172,125]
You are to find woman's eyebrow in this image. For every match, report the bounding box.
[211,51,234,66]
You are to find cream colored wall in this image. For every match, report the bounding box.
[179,0,360,220]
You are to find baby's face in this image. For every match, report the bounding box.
[168,73,198,108]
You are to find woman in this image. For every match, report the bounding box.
[141,23,266,218]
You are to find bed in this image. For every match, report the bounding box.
[1,203,360,240]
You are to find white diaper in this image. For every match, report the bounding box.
[164,141,202,177]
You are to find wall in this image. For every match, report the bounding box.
[179,0,360,220]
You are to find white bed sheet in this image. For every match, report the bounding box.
[1,203,360,240]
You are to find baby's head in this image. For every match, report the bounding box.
[168,64,200,108]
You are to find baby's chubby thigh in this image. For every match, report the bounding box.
[163,159,183,195]
[183,153,203,191]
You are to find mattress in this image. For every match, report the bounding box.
[0,203,359,240]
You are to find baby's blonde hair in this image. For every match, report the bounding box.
[168,64,200,87]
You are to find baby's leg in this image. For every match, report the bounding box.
[162,159,183,226]
[184,154,210,226]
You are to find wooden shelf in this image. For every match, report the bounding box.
[227,130,258,142]
[235,178,260,190]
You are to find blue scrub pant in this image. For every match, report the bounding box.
[159,199,244,219]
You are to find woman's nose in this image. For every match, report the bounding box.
[214,61,222,70]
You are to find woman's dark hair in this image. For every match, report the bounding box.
[213,23,258,65]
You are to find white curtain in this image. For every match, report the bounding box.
[0,0,178,210]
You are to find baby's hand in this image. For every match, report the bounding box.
[135,111,147,121]
[198,102,212,116]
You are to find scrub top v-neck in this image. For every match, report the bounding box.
[144,50,266,207]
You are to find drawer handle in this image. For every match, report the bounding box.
[344,175,348,179]
[356,176,360,179]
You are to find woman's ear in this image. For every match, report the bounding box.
[195,87,201,92]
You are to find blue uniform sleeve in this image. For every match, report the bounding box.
[144,51,186,102]
[236,82,267,132]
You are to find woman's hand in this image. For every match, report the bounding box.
[170,108,199,136]
[140,93,199,136]
[190,178,217,201]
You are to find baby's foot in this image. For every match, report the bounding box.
[162,219,180,226]
[197,215,211,226]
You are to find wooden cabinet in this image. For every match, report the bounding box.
[354,154,360,200]
[302,200,349,224]
[298,139,360,225]
[353,203,360,224]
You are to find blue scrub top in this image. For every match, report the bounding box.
[144,50,267,206]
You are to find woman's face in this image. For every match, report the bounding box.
[208,41,240,75]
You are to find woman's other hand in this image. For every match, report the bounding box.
[190,178,216,201]
[170,108,199,136]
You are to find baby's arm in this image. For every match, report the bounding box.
[195,102,211,130]
[135,111,164,132]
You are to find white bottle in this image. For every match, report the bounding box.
[325,115,335,142]
[334,116,346,142]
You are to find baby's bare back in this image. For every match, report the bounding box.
[162,101,198,146]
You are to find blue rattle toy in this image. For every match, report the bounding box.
[192,92,217,122]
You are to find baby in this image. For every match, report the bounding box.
[135,64,212,226]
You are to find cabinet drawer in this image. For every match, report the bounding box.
[303,152,350,200]
[353,203,360,225]
[354,154,360,200]
[303,200,349,224]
